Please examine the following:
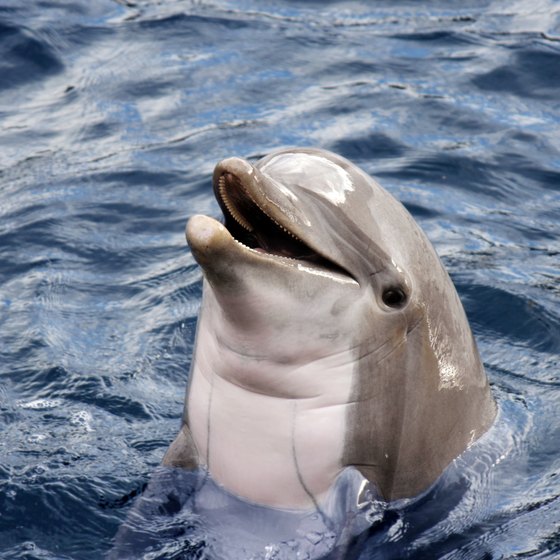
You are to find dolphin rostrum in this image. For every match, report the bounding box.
[163,148,496,507]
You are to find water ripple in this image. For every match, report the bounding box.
[0,1,558,559]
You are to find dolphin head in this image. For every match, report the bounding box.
[184,148,495,503]
[187,149,413,364]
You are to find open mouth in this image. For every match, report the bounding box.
[215,171,350,277]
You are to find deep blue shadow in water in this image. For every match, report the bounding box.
[473,48,560,100]
[0,20,64,91]
[461,283,560,355]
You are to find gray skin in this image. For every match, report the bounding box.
[163,148,496,504]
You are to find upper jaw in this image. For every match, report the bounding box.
[211,157,357,283]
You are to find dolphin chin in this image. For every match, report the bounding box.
[164,147,496,507]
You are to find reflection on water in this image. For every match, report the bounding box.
[0,0,559,558]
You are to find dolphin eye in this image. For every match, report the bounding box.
[382,287,407,308]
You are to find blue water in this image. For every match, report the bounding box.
[0,0,559,558]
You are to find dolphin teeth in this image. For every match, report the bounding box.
[218,173,305,245]
[232,239,297,262]
[218,176,254,232]
[265,212,303,243]
[218,172,313,259]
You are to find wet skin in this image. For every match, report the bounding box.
[163,148,496,507]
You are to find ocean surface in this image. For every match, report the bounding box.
[0,0,559,558]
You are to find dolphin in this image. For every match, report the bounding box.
[163,147,496,508]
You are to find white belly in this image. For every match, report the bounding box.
[187,322,355,509]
